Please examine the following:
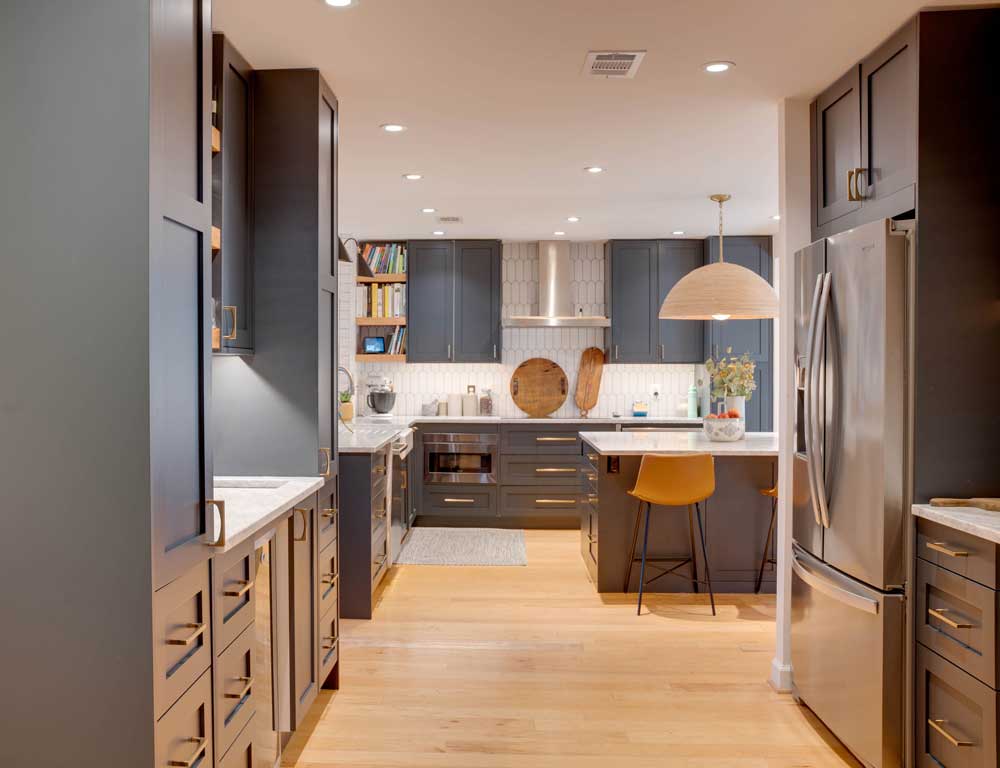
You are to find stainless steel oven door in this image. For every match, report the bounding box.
[423,433,498,485]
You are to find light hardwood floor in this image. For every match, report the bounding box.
[283,530,858,767]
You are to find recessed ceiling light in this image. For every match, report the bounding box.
[433,230,445,236]
[584,166,605,174]
[381,123,406,133]
[672,230,685,236]
[553,231,566,236]
[403,173,422,181]
[325,0,354,6]
[421,207,436,214]
[704,61,734,73]
[771,214,781,221]
[567,216,580,223]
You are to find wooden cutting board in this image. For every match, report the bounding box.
[574,347,605,418]
[930,497,1000,512]
[510,358,568,417]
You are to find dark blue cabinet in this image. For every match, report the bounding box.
[406,240,455,362]
[657,240,706,363]
[454,240,501,363]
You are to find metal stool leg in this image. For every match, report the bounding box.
[694,501,716,616]
[624,498,644,592]
[755,497,777,594]
[686,504,700,593]
[636,502,652,616]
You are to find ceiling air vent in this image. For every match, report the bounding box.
[437,216,462,224]
[583,50,646,79]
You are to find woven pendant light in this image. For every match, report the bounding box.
[659,194,778,320]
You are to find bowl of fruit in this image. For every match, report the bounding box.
[702,410,745,442]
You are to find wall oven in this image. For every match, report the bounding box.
[423,432,497,485]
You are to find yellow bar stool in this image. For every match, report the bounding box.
[754,486,778,593]
[624,453,716,616]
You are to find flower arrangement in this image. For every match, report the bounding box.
[704,347,757,400]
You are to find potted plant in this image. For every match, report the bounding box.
[704,347,756,419]
[338,390,354,422]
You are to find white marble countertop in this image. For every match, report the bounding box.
[337,424,403,454]
[579,430,779,456]
[912,503,1000,545]
[349,414,704,427]
[212,476,325,553]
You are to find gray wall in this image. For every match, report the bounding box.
[0,3,155,765]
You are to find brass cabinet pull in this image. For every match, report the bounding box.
[586,453,598,464]
[587,494,599,504]
[293,507,309,542]
[853,167,867,200]
[444,497,475,503]
[322,636,338,652]
[847,168,857,201]
[167,622,207,647]
[373,464,386,474]
[928,607,974,629]
[535,436,576,442]
[373,555,387,569]
[206,499,226,547]
[222,305,238,340]
[659,343,665,361]
[584,472,597,482]
[587,534,598,544]
[927,718,974,747]
[322,572,338,586]
[400,469,407,490]
[321,507,338,520]
[535,467,577,473]
[224,675,254,700]
[319,447,333,478]
[168,737,207,767]
[927,541,969,558]
[223,579,253,598]
[535,499,576,505]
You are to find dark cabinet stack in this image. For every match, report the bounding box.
[406,239,501,363]
[340,446,391,619]
[606,239,706,364]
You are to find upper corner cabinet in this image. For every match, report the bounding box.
[211,34,255,355]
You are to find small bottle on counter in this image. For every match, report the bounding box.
[479,388,494,416]
[688,385,699,418]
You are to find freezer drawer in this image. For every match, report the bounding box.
[791,546,904,768]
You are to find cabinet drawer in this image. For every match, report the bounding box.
[917,558,997,687]
[372,487,388,532]
[501,454,581,486]
[153,560,213,720]
[918,518,998,588]
[916,645,997,768]
[371,447,389,487]
[372,532,388,582]
[501,487,580,521]
[319,610,340,683]
[422,485,497,517]
[154,667,214,768]
[580,465,598,496]
[318,539,339,620]
[582,446,600,472]
[212,539,255,656]
[501,425,587,454]
[214,621,256,758]
[318,481,338,553]
[218,714,254,768]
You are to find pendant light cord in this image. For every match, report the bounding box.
[718,197,725,263]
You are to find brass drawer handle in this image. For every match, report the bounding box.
[322,572,338,586]
[319,447,333,478]
[206,499,226,547]
[535,467,577,474]
[223,579,254,598]
[587,534,598,544]
[444,497,475,503]
[373,555,387,569]
[535,499,576,505]
[587,495,599,504]
[222,305,238,340]
[536,436,576,442]
[927,541,969,558]
[224,675,254,700]
[293,507,309,542]
[167,622,206,647]
[586,453,598,463]
[373,510,387,521]
[321,507,338,520]
[927,718,974,747]
[373,464,386,474]
[168,737,207,767]
[584,472,597,482]
[322,636,339,652]
[400,469,408,490]
[928,607,974,629]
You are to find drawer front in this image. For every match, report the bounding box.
[917,558,997,687]
[218,714,254,768]
[582,446,600,472]
[501,425,584,454]
[372,531,388,582]
[319,609,340,682]
[318,481,339,553]
[154,667,214,768]
[501,454,581,486]
[371,446,389,488]
[916,645,997,768]
[318,539,339,620]
[580,464,598,496]
[372,486,388,532]
[153,560,213,719]
[501,487,580,520]
[212,538,256,656]
[214,621,256,758]
[422,485,497,517]
[918,518,998,588]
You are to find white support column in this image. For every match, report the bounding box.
[770,97,811,693]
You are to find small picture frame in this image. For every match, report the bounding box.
[363,336,386,354]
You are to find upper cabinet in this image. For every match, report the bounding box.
[211,35,255,355]
[811,18,916,240]
[607,239,705,364]
[407,239,501,363]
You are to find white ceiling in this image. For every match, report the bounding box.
[215,0,940,242]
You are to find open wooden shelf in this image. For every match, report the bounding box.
[355,354,406,362]
[356,316,406,326]
[357,274,407,284]
[211,126,221,154]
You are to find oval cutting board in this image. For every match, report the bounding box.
[574,347,605,418]
[510,358,568,417]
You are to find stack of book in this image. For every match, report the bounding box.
[357,283,406,318]
[386,327,407,355]
[361,243,407,274]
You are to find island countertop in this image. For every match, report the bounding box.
[580,430,778,456]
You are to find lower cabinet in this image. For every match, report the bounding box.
[289,495,319,728]
[501,487,580,528]
[214,621,257,758]
[217,715,255,768]
[341,448,392,619]
[154,668,214,768]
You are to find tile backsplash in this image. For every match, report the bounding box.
[339,241,707,418]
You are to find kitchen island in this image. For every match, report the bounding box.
[579,431,778,594]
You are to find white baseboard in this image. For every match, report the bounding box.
[768,658,793,693]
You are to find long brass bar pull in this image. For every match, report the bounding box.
[224,676,254,700]
[223,579,253,598]
[535,499,576,505]
[927,719,974,747]
[535,467,577,474]
[535,437,576,442]
[167,622,207,647]
[444,498,475,504]
[927,607,973,629]
[926,541,969,558]
[168,737,208,767]
[223,306,238,340]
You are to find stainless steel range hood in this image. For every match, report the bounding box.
[504,241,610,328]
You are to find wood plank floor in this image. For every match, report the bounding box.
[283,530,858,767]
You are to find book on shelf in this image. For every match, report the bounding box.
[356,282,406,319]
[360,242,407,275]
[386,326,407,355]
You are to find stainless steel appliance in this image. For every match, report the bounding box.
[423,432,498,484]
[390,428,414,562]
[366,376,396,414]
[791,218,912,768]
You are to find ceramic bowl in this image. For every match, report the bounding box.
[703,417,745,442]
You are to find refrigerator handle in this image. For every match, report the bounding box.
[792,553,879,615]
[810,273,833,529]
[803,273,825,527]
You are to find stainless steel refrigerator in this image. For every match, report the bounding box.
[791,217,912,768]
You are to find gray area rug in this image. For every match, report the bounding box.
[397,527,527,566]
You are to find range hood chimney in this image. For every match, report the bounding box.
[504,241,610,328]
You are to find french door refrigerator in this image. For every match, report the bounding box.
[791,218,912,768]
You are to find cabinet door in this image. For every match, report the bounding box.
[318,288,337,480]
[406,240,454,362]
[454,240,501,362]
[289,497,318,727]
[860,19,916,215]
[318,89,337,281]
[657,240,705,363]
[813,67,862,228]
[608,241,658,363]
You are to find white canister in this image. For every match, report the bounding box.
[462,393,479,416]
[448,393,463,417]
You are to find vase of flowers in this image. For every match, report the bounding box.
[704,347,756,419]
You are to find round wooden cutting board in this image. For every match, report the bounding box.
[510,358,568,417]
